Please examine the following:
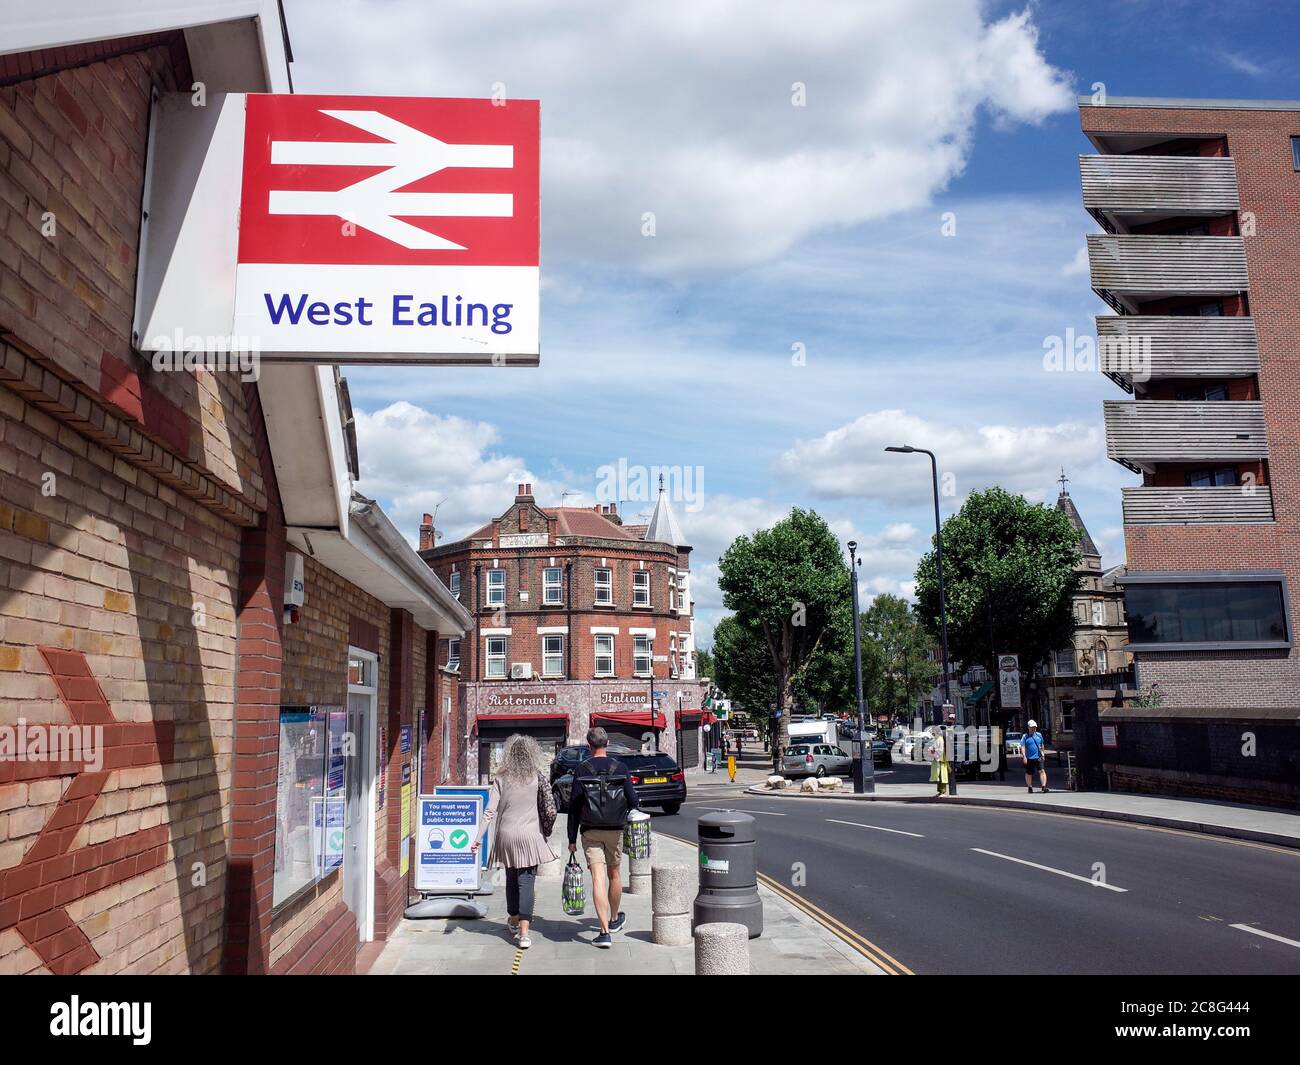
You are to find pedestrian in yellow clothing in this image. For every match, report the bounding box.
[929,727,950,797]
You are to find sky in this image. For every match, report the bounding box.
[283,0,1300,647]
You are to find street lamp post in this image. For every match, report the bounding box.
[847,541,875,794]
[885,444,956,795]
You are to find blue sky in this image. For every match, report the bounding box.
[284,0,1300,646]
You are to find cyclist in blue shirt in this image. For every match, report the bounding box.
[1023,720,1050,793]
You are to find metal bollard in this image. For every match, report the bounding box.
[694,922,750,974]
[651,863,693,946]
[693,811,763,938]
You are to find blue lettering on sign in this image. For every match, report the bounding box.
[263,293,512,333]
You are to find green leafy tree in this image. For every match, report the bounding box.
[914,487,1080,715]
[860,594,939,725]
[718,508,852,768]
[694,645,715,683]
[711,614,774,717]
[793,613,853,715]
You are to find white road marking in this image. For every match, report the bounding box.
[1230,923,1300,949]
[699,806,786,816]
[827,819,924,838]
[970,848,1128,892]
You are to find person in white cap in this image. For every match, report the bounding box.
[1022,720,1049,793]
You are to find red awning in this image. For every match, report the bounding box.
[474,713,569,730]
[592,710,667,729]
[701,711,718,726]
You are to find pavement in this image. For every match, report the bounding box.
[367,821,884,975]
[744,773,1300,850]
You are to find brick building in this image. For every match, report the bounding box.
[421,480,708,779]
[0,2,471,976]
[1039,480,1133,749]
[1078,96,1300,709]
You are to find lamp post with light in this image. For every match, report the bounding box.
[885,444,957,794]
[847,541,874,794]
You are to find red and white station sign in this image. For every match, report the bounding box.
[233,94,539,359]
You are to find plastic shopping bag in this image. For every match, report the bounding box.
[561,857,585,916]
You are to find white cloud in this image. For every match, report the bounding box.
[353,401,588,544]
[286,0,1073,275]
[774,408,1105,507]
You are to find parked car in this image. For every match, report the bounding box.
[895,732,935,763]
[869,737,893,768]
[1005,731,1024,757]
[781,743,852,779]
[551,747,685,815]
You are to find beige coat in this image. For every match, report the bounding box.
[478,773,557,869]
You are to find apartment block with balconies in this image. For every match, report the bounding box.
[1078,97,1300,708]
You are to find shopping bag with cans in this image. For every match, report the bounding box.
[561,856,585,916]
[623,810,651,860]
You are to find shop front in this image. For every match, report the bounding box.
[475,711,570,782]
[590,709,668,753]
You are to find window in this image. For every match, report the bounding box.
[486,569,505,606]
[273,707,331,906]
[1292,136,1300,171]
[1197,300,1223,317]
[449,570,460,600]
[1185,466,1237,488]
[594,567,613,605]
[1095,644,1108,673]
[670,635,678,677]
[634,634,652,676]
[1091,601,1105,627]
[543,567,563,605]
[633,570,650,607]
[485,636,507,678]
[1125,578,1289,648]
[1054,649,1075,675]
[543,634,564,677]
[1175,383,1228,401]
[594,634,615,677]
[1060,703,1075,734]
[446,637,460,672]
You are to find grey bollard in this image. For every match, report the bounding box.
[694,811,763,938]
[694,922,750,974]
[652,863,693,946]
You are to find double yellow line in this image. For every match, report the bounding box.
[756,871,913,975]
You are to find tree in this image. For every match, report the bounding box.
[913,487,1080,716]
[694,645,715,683]
[793,613,853,715]
[718,508,852,768]
[711,615,772,716]
[859,594,939,725]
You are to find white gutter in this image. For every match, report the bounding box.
[348,492,473,635]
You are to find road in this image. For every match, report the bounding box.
[652,771,1300,975]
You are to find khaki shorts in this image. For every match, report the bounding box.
[581,828,623,869]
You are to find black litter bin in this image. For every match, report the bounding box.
[693,810,762,938]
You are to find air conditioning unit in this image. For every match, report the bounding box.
[510,662,533,680]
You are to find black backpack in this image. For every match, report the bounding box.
[577,760,630,828]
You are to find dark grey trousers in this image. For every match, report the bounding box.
[506,865,538,922]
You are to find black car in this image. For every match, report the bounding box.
[551,747,686,815]
[869,737,893,768]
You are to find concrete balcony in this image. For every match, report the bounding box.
[1104,399,1267,471]
[1121,485,1274,525]
[1096,315,1259,388]
[1087,235,1248,313]
[1081,155,1239,232]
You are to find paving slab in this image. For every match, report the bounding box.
[369,823,883,975]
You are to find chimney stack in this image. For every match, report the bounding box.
[516,482,534,501]
[418,512,435,551]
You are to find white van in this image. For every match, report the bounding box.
[788,719,839,748]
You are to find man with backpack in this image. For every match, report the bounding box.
[567,726,639,948]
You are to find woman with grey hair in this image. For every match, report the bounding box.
[472,734,557,948]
